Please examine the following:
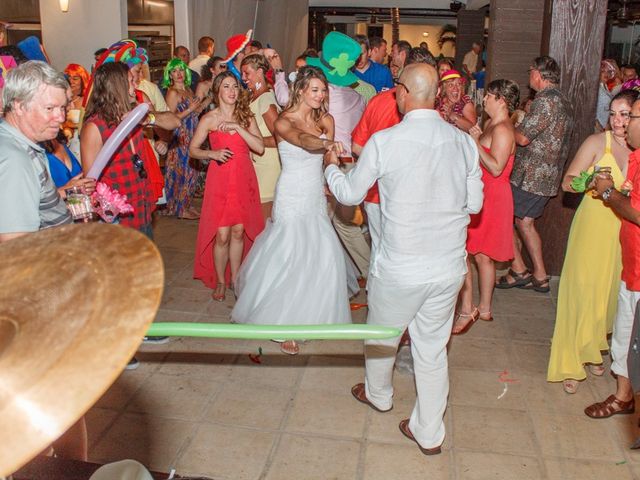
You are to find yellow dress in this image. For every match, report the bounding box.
[250,91,281,203]
[547,131,624,381]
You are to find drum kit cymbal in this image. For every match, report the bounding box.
[0,224,164,477]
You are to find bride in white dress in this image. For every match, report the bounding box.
[231,66,354,355]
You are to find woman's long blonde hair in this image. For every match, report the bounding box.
[284,66,329,124]
[211,71,254,128]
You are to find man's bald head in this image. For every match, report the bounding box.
[396,63,438,113]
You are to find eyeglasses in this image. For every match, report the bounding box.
[132,154,147,179]
[393,78,410,94]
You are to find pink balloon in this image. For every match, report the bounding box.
[86,103,150,179]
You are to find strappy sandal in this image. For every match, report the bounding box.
[452,307,479,335]
[584,395,635,418]
[563,379,579,394]
[212,282,226,302]
[495,268,531,289]
[520,275,551,293]
[478,310,493,322]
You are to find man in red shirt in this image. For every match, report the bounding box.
[352,47,437,259]
[585,98,640,418]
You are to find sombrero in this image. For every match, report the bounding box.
[222,30,252,64]
[0,223,164,476]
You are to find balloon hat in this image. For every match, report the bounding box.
[221,29,252,84]
[84,39,148,108]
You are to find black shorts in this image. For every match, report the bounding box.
[511,184,550,219]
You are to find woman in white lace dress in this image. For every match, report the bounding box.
[231,67,353,355]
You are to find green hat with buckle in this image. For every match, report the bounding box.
[306,31,361,87]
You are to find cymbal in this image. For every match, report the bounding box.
[0,223,164,476]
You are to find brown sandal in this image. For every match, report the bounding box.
[398,419,442,455]
[351,383,392,413]
[584,395,635,418]
[495,268,531,289]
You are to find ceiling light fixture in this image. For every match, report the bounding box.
[59,0,69,12]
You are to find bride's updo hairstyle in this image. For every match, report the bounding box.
[285,66,329,123]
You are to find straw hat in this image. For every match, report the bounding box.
[0,223,164,476]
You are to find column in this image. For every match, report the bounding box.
[454,9,485,71]
[535,0,608,274]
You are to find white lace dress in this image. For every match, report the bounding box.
[231,139,355,325]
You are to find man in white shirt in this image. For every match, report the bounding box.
[188,36,214,75]
[324,63,483,455]
[462,41,482,77]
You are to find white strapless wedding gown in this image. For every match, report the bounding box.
[231,139,355,325]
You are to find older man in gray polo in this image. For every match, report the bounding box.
[0,61,73,242]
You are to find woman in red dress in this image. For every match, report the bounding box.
[453,79,519,334]
[190,71,265,301]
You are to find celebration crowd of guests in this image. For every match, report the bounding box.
[2,28,640,458]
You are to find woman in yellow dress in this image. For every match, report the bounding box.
[548,89,638,393]
[241,53,282,220]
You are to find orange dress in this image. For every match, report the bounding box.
[466,146,515,261]
[193,130,265,288]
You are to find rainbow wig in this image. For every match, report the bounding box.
[96,40,148,69]
[64,63,90,97]
[162,58,191,88]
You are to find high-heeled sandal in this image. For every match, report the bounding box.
[452,307,479,335]
[212,282,226,302]
[563,379,579,394]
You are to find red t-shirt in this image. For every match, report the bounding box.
[621,149,640,291]
[351,88,401,204]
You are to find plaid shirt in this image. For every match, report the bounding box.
[87,115,154,230]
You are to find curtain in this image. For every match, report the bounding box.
[190,0,308,72]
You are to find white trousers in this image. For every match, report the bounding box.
[364,274,465,449]
[332,162,371,278]
[611,281,640,377]
[364,201,381,256]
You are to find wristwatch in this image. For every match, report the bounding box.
[601,187,615,201]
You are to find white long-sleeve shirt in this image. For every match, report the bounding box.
[325,109,483,285]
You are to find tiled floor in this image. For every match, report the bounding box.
[86,215,640,479]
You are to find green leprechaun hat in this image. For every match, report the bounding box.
[306,31,361,87]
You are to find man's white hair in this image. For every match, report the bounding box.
[2,60,68,114]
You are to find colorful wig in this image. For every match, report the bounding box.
[96,39,148,70]
[84,39,148,108]
[64,63,90,97]
[162,58,191,88]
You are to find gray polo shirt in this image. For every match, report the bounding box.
[0,120,72,234]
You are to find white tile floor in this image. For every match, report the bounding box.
[85,215,640,479]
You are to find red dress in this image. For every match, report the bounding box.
[466,146,515,261]
[193,130,265,288]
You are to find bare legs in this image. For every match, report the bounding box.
[213,224,245,300]
[454,254,495,333]
[515,217,547,282]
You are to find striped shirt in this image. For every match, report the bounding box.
[0,120,72,234]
